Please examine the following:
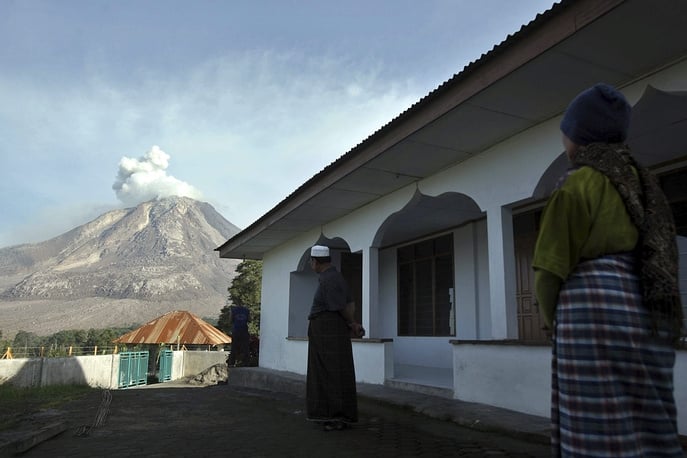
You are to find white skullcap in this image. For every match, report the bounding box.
[310,245,330,257]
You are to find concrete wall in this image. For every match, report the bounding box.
[0,355,118,388]
[353,340,394,384]
[452,343,551,417]
[453,343,687,435]
[675,351,687,436]
[42,355,119,388]
[0,359,42,387]
[282,338,394,385]
[171,350,185,380]
[177,350,228,377]
[392,337,452,370]
[0,350,228,389]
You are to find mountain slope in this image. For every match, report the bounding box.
[0,197,242,337]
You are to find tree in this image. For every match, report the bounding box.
[0,330,9,356]
[12,330,41,357]
[13,330,40,348]
[218,260,262,336]
[217,305,232,335]
[86,328,119,348]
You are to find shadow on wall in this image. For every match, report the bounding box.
[1,357,89,388]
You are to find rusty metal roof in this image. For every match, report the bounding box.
[113,310,232,345]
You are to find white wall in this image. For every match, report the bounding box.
[475,219,492,339]
[179,351,228,377]
[393,337,453,369]
[419,118,563,210]
[454,345,687,435]
[288,270,318,337]
[622,58,687,104]
[674,351,687,435]
[0,351,229,389]
[171,351,185,380]
[455,225,478,339]
[0,356,119,388]
[454,221,491,340]
[42,355,119,388]
[677,236,687,331]
[0,359,41,387]
[283,338,393,385]
[378,247,397,339]
[282,339,309,375]
[453,343,551,417]
[352,341,394,384]
[259,238,317,371]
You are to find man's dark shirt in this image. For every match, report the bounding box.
[231,306,250,331]
[308,266,352,319]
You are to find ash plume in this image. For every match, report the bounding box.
[113,146,202,206]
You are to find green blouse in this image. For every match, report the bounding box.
[532,166,639,327]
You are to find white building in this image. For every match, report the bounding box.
[217,0,687,434]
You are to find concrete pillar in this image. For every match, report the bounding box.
[362,246,379,337]
[486,205,517,339]
[454,225,478,339]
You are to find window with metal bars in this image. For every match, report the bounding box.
[397,233,454,336]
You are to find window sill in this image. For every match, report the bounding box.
[450,339,551,347]
[286,336,393,343]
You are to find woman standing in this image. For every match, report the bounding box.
[533,83,684,457]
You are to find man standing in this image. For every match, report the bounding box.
[228,304,250,367]
[306,245,364,431]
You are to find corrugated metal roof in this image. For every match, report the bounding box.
[113,310,232,345]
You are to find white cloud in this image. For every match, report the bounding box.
[113,146,203,206]
[0,48,422,243]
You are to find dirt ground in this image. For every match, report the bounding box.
[3,382,552,458]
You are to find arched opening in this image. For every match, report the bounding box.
[371,190,484,387]
[288,237,359,337]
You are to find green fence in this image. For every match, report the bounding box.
[158,350,173,382]
[118,351,149,388]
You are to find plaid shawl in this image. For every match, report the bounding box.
[572,143,683,340]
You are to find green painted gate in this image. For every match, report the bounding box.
[118,351,149,388]
[158,350,173,382]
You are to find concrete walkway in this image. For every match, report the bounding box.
[227,366,552,444]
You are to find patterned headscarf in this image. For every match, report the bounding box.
[572,143,683,342]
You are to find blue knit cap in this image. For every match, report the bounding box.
[560,83,631,145]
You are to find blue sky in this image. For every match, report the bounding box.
[0,0,554,247]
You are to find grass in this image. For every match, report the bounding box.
[0,384,97,431]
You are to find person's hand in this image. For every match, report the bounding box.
[349,322,365,338]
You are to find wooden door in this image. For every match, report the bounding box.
[340,252,363,325]
[514,211,548,342]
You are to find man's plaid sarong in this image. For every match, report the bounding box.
[306,311,358,423]
[551,253,683,457]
